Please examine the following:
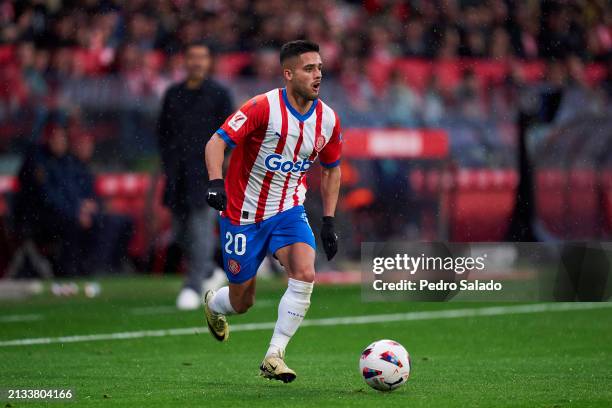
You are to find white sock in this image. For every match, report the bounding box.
[208,286,236,315]
[266,278,314,358]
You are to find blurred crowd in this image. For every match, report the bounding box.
[1,1,611,137]
[0,0,610,169]
[2,0,611,65]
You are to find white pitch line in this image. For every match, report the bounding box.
[130,300,277,315]
[0,314,43,323]
[1,302,611,348]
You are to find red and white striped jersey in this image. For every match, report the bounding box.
[216,88,342,225]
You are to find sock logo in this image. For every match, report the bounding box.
[287,310,305,318]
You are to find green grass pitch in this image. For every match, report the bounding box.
[1,276,611,407]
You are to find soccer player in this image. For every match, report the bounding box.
[203,40,341,383]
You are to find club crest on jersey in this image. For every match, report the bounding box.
[228,259,241,275]
[264,154,312,173]
[314,133,326,152]
[228,110,247,131]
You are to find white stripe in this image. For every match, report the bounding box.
[1,303,610,347]
[265,115,300,216]
[282,119,313,211]
[240,90,279,223]
[319,101,337,147]
[0,314,43,323]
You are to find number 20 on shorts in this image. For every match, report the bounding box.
[225,232,246,256]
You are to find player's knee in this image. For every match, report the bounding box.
[291,266,315,283]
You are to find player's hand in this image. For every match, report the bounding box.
[320,216,338,261]
[206,179,227,211]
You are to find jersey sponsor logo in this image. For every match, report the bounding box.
[264,154,312,173]
[314,133,326,152]
[228,110,247,131]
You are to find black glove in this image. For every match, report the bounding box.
[206,179,226,211]
[320,216,338,261]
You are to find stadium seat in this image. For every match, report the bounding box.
[95,174,152,262]
[447,169,517,241]
[535,169,566,237]
[601,170,612,236]
[566,169,599,239]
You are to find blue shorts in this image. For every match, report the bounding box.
[219,205,316,284]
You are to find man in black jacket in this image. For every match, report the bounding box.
[157,40,233,309]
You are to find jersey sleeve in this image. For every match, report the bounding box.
[216,94,269,148]
[319,112,342,168]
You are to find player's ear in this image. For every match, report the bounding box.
[283,67,293,82]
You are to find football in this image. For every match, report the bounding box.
[359,339,411,391]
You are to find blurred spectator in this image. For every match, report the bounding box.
[402,17,429,57]
[437,27,461,59]
[14,120,88,276]
[18,41,47,99]
[510,5,540,59]
[553,55,603,123]
[384,69,421,127]
[67,131,134,274]
[538,60,567,123]
[461,29,488,58]
[490,26,513,60]
[454,69,486,119]
[338,56,377,124]
[422,76,445,126]
[241,47,280,82]
[157,40,233,310]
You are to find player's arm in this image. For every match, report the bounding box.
[318,113,343,260]
[320,165,341,217]
[204,95,269,211]
[319,164,341,261]
[204,134,228,210]
[205,134,227,181]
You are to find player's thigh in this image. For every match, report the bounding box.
[274,243,316,282]
[269,207,316,282]
[218,216,266,285]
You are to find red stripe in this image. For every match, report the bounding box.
[223,95,269,224]
[278,122,304,212]
[291,102,323,206]
[254,89,288,223]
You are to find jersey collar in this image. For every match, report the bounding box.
[282,88,318,122]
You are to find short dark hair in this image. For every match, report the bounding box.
[279,40,320,64]
[184,39,213,54]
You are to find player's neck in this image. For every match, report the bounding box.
[186,76,206,89]
[285,88,313,115]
